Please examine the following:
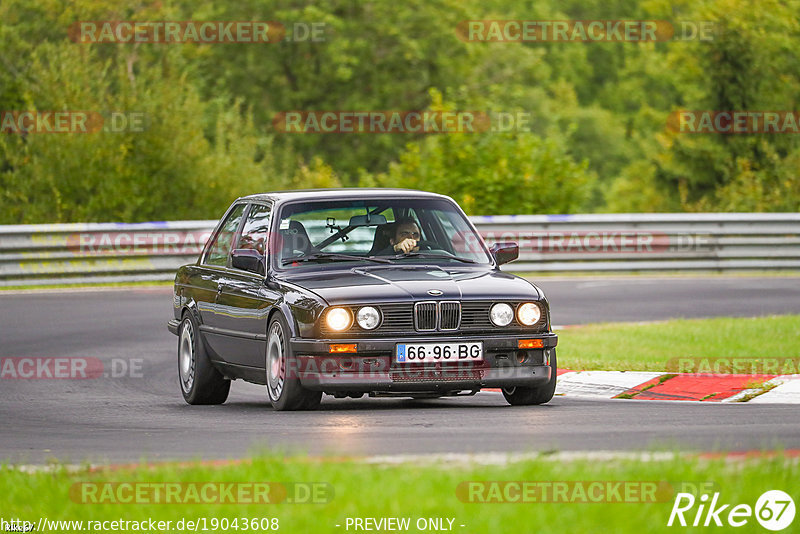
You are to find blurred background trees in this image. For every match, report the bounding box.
[1,0,798,222]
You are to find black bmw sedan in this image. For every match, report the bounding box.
[168,189,558,410]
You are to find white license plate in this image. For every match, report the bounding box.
[395,342,483,363]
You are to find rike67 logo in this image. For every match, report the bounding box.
[668,490,795,531]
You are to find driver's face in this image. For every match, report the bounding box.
[394,223,421,243]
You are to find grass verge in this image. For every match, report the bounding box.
[557,315,800,372]
[2,453,798,534]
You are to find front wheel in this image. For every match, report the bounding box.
[266,314,322,411]
[502,350,557,406]
[178,312,230,405]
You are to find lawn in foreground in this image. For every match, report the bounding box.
[557,315,800,372]
[3,453,798,533]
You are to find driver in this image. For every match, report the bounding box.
[382,217,422,254]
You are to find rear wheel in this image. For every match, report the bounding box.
[178,312,230,405]
[266,314,322,411]
[502,350,557,406]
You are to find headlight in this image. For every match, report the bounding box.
[325,307,352,331]
[517,302,542,326]
[356,306,381,330]
[490,303,514,327]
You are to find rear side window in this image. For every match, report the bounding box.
[236,204,272,256]
[203,204,246,267]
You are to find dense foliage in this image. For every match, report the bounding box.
[1,0,799,222]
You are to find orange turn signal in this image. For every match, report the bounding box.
[518,339,544,349]
[329,343,357,354]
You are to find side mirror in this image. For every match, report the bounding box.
[489,242,519,266]
[231,249,265,275]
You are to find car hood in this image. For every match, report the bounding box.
[278,265,540,305]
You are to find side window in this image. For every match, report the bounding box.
[203,204,246,267]
[236,204,272,256]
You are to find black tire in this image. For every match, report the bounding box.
[178,312,230,405]
[502,350,557,406]
[300,391,323,410]
[265,314,322,411]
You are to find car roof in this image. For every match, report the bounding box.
[238,188,451,204]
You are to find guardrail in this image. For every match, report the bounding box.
[1,213,799,286]
[474,213,800,272]
[0,221,216,287]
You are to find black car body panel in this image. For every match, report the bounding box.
[280,266,541,304]
[170,189,557,399]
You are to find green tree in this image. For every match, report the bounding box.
[368,92,593,215]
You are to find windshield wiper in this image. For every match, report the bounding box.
[396,252,478,264]
[281,252,394,265]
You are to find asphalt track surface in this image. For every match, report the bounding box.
[1,276,799,464]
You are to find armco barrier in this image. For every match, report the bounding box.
[0,213,799,286]
[0,221,216,286]
[474,213,800,272]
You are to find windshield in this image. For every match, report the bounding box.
[275,198,492,268]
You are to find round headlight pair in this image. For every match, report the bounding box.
[517,302,542,326]
[489,303,514,327]
[489,302,542,326]
[325,306,381,331]
[356,306,381,330]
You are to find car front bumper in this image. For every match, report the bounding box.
[167,319,180,335]
[290,333,557,392]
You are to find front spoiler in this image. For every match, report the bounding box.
[299,364,552,392]
[167,319,180,335]
[290,332,557,392]
[290,332,558,354]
